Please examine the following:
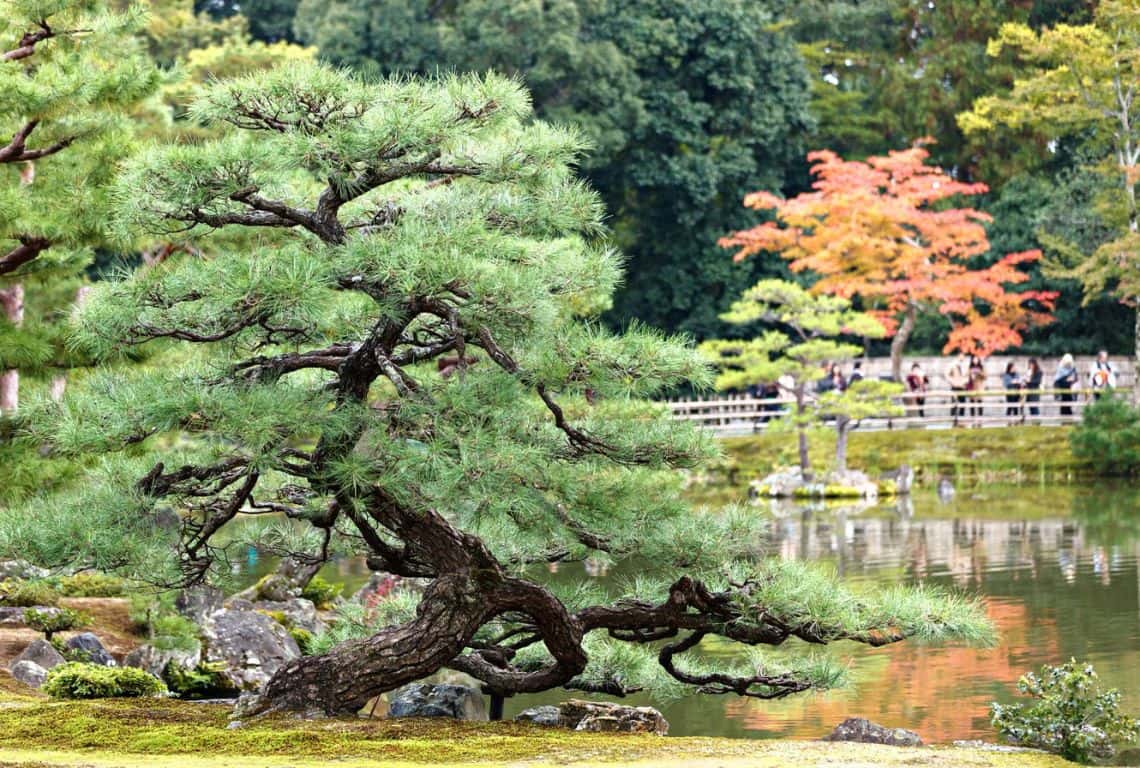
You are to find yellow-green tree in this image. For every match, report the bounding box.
[960,0,1140,400]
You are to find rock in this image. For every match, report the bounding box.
[123,643,201,678]
[64,632,116,667]
[226,720,244,730]
[823,717,923,747]
[13,639,65,670]
[937,476,956,502]
[388,683,487,721]
[352,572,401,605]
[751,467,880,500]
[0,606,60,625]
[175,586,223,625]
[557,700,669,735]
[880,465,914,495]
[201,608,300,691]
[515,705,563,727]
[251,598,326,634]
[9,660,47,688]
[0,560,49,580]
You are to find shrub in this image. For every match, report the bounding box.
[163,661,232,699]
[43,662,167,699]
[992,659,1140,763]
[300,576,342,609]
[288,626,314,655]
[25,607,89,640]
[1071,397,1140,476]
[0,579,59,607]
[150,613,201,652]
[56,572,125,597]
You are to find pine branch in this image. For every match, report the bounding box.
[0,121,77,163]
[0,236,51,275]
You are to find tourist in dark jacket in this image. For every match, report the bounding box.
[1025,358,1043,417]
[1002,361,1024,418]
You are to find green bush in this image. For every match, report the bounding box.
[55,572,125,597]
[1071,397,1140,476]
[163,661,232,699]
[992,659,1140,763]
[150,613,201,652]
[42,663,167,700]
[24,607,89,640]
[300,576,342,609]
[0,579,59,607]
[288,626,314,655]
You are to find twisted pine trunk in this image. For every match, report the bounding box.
[890,303,917,383]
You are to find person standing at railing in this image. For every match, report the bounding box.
[1089,349,1116,400]
[1025,358,1043,417]
[968,354,986,426]
[1054,353,1079,416]
[946,354,970,426]
[906,363,929,417]
[1002,361,1024,418]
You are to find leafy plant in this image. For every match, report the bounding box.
[43,663,167,700]
[288,627,314,655]
[992,659,1140,763]
[24,608,89,641]
[150,614,201,652]
[300,576,342,609]
[56,573,126,597]
[1071,397,1140,476]
[0,579,59,607]
[163,661,232,700]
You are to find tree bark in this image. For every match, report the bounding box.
[795,384,810,479]
[0,283,24,414]
[890,302,918,382]
[835,419,849,472]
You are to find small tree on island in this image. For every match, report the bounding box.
[700,280,902,478]
[719,145,1057,382]
[3,65,993,717]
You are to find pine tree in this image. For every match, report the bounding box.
[1,0,159,412]
[4,65,993,716]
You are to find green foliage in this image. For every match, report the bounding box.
[150,614,202,653]
[163,660,232,699]
[1070,397,1140,477]
[287,627,314,655]
[55,572,126,597]
[992,660,1140,763]
[24,607,89,640]
[43,662,167,700]
[0,579,58,607]
[299,576,341,609]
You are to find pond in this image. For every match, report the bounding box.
[244,483,1140,743]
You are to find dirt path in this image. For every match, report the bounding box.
[0,598,139,667]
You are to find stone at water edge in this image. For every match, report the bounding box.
[9,660,47,688]
[122,643,201,678]
[201,608,300,692]
[12,638,65,670]
[823,717,923,747]
[174,586,224,625]
[64,633,116,667]
[515,705,563,727]
[559,700,669,735]
[388,683,488,721]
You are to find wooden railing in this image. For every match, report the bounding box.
[666,388,1113,435]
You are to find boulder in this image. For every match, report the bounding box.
[388,683,487,721]
[0,606,60,626]
[123,643,201,678]
[251,598,326,634]
[880,465,914,495]
[823,717,923,747]
[202,608,300,691]
[174,586,223,625]
[9,660,47,688]
[558,700,669,735]
[13,639,65,670]
[0,560,49,580]
[64,632,116,667]
[515,705,563,727]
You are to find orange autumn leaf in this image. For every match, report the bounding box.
[721,145,1057,356]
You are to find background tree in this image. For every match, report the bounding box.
[960,0,1140,401]
[290,0,815,339]
[2,65,993,716]
[700,280,898,476]
[1,0,158,413]
[720,146,1057,381]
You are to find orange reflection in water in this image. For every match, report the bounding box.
[722,597,1060,742]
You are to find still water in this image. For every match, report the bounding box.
[275,484,1140,742]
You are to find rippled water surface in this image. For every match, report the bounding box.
[257,484,1140,741]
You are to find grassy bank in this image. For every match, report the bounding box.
[0,688,1073,768]
[708,426,1089,491]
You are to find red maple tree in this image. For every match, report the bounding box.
[720,144,1056,380]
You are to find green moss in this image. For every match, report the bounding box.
[300,576,343,609]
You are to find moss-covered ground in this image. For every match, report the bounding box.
[706,426,1089,492]
[0,685,1077,767]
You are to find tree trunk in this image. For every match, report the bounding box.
[835,420,849,472]
[795,384,810,479]
[890,303,918,383]
[0,283,23,414]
